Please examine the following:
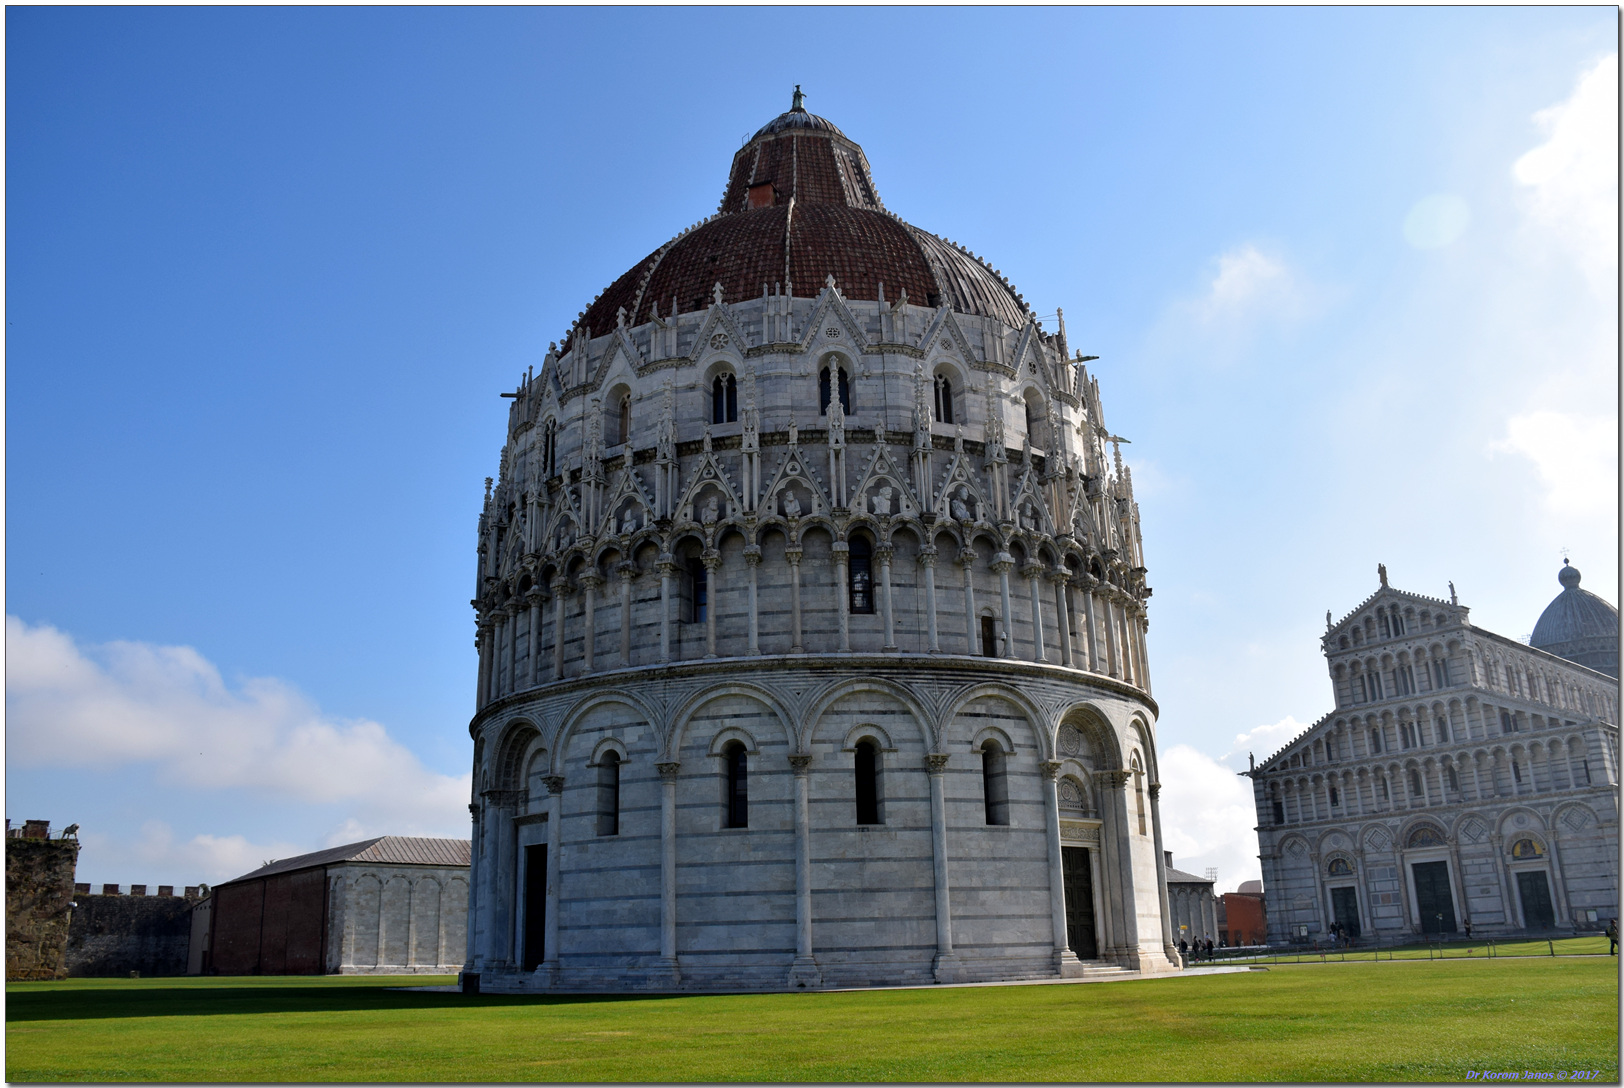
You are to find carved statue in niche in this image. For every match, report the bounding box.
[701,495,720,525]
[872,486,893,517]
[622,509,640,535]
[1021,504,1039,532]
[950,485,976,523]
[782,490,802,519]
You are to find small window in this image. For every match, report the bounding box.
[819,366,851,415]
[933,374,955,425]
[1500,711,1514,734]
[1132,758,1146,835]
[597,751,621,836]
[1435,717,1449,744]
[1379,778,1390,800]
[1272,800,1285,826]
[724,741,748,829]
[980,615,997,658]
[981,741,1009,826]
[1433,660,1450,688]
[1329,785,1340,806]
[1512,761,1522,784]
[1370,729,1383,754]
[1446,765,1459,791]
[687,559,709,623]
[855,739,882,825]
[712,374,738,425]
[848,537,874,614]
[609,395,631,447]
[1409,769,1423,796]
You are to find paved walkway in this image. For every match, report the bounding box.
[391,964,1259,997]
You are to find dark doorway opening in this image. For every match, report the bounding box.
[1412,861,1457,934]
[522,844,547,970]
[1516,870,1556,929]
[1061,846,1099,960]
[1330,886,1361,938]
[979,616,997,657]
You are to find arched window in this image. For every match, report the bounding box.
[980,615,997,658]
[1370,728,1383,754]
[1409,768,1423,797]
[981,741,1009,826]
[1446,765,1459,792]
[711,374,738,425]
[933,374,955,424]
[854,739,882,825]
[687,558,709,623]
[848,537,874,614]
[1433,659,1450,688]
[608,395,630,447]
[597,751,621,836]
[724,741,748,829]
[542,419,557,476]
[1500,711,1515,734]
[1132,756,1146,835]
[819,365,851,415]
[1434,717,1449,743]
[1329,785,1340,806]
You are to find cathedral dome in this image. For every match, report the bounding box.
[573,93,1028,344]
[1530,561,1619,679]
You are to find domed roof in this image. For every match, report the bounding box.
[1530,561,1619,679]
[571,92,1029,345]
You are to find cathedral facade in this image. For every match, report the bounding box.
[461,96,1178,992]
[1251,565,1619,944]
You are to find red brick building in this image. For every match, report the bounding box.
[1219,881,1268,946]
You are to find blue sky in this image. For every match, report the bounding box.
[7,7,1616,892]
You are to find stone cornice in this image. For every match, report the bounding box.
[467,650,1157,736]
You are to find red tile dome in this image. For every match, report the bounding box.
[572,95,1029,345]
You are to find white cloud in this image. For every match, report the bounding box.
[5,616,470,836]
[120,821,308,887]
[1199,244,1296,322]
[1402,193,1471,250]
[1156,743,1260,893]
[1227,715,1310,763]
[1491,410,1619,523]
[1513,54,1618,293]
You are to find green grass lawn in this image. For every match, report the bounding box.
[7,957,1618,1082]
[1214,934,1613,964]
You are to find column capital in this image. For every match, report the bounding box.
[925,753,951,775]
[579,572,606,590]
[957,548,977,568]
[991,554,1015,574]
[785,549,803,564]
[525,588,549,607]
[917,548,938,567]
[1020,563,1045,581]
[618,565,638,583]
[1148,782,1162,799]
[788,754,814,775]
[1078,572,1098,590]
[1095,769,1130,790]
[874,546,895,563]
[542,775,565,796]
[656,761,681,780]
[1039,760,1062,781]
[743,546,763,566]
[701,552,723,571]
[1046,569,1072,586]
[550,575,570,593]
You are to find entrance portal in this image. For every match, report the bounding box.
[1330,886,1361,938]
[1516,870,1556,929]
[522,843,547,970]
[1412,861,1457,934]
[1061,845,1098,960]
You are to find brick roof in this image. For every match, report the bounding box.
[217,836,471,886]
[572,108,1028,345]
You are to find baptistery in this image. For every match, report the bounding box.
[463,93,1177,992]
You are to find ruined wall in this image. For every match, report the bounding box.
[65,892,197,977]
[6,836,81,980]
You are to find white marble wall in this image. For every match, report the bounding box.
[326,863,468,974]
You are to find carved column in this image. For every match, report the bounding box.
[1041,761,1080,974]
[920,549,940,653]
[490,612,508,699]
[925,753,959,981]
[657,761,681,983]
[541,775,564,984]
[877,546,897,652]
[657,558,675,663]
[787,548,804,654]
[1148,783,1177,963]
[992,553,1015,659]
[526,589,546,688]
[703,553,721,659]
[1023,564,1046,663]
[618,565,635,668]
[505,603,520,696]
[465,803,481,971]
[580,573,603,673]
[477,621,494,709]
[1101,589,1120,677]
[832,542,851,652]
[1079,575,1099,671]
[788,755,821,986]
[550,576,568,680]
[744,546,762,654]
[1096,770,1138,961]
[959,550,978,654]
[1050,572,1073,668]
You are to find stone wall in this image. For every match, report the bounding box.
[327,863,468,974]
[6,835,81,980]
[66,891,196,977]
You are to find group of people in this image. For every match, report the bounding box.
[1178,936,1216,963]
